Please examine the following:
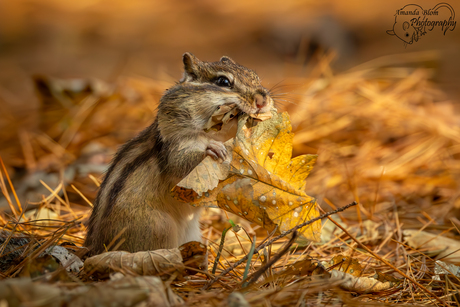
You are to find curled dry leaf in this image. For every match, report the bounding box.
[173,112,320,241]
[178,241,208,275]
[204,103,239,132]
[404,229,460,263]
[331,270,397,293]
[83,248,185,280]
[324,255,401,286]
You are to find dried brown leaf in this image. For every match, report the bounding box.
[331,270,397,293]
[404,229,460,263]
[83,248,185,280]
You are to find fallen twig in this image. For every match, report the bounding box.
[242,231,298,288]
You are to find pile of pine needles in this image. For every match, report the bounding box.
[1,51,460,306]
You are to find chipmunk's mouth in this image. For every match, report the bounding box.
[237,100,274,121]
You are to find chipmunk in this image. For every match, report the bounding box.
[84,53,274,255]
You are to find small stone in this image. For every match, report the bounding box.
[272,200,276,205]
[233,200,238,205]
[259,196,266,202]
[288,201,293,206]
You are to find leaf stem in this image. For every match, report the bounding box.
[242,235,257,283]
[211,226,231,275]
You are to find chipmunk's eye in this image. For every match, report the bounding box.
[215,76,232,87]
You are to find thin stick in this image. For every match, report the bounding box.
[202,201,357,290]
[243,231,298,288]
[327,216,447,307]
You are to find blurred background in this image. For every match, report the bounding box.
[1,0,460,232]
[1,0,459,103]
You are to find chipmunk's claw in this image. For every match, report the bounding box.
[206,140,228,161]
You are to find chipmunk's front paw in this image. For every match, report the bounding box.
[206,140,228,161]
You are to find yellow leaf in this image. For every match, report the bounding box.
[172,112,320,241]
[175,143,232,195]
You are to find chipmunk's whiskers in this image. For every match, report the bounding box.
[272,98,297,107]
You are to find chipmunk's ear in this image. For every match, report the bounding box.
[220,56,236,64]
[182,52,200,81]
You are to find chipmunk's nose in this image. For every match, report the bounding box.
[254,93,267,109]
